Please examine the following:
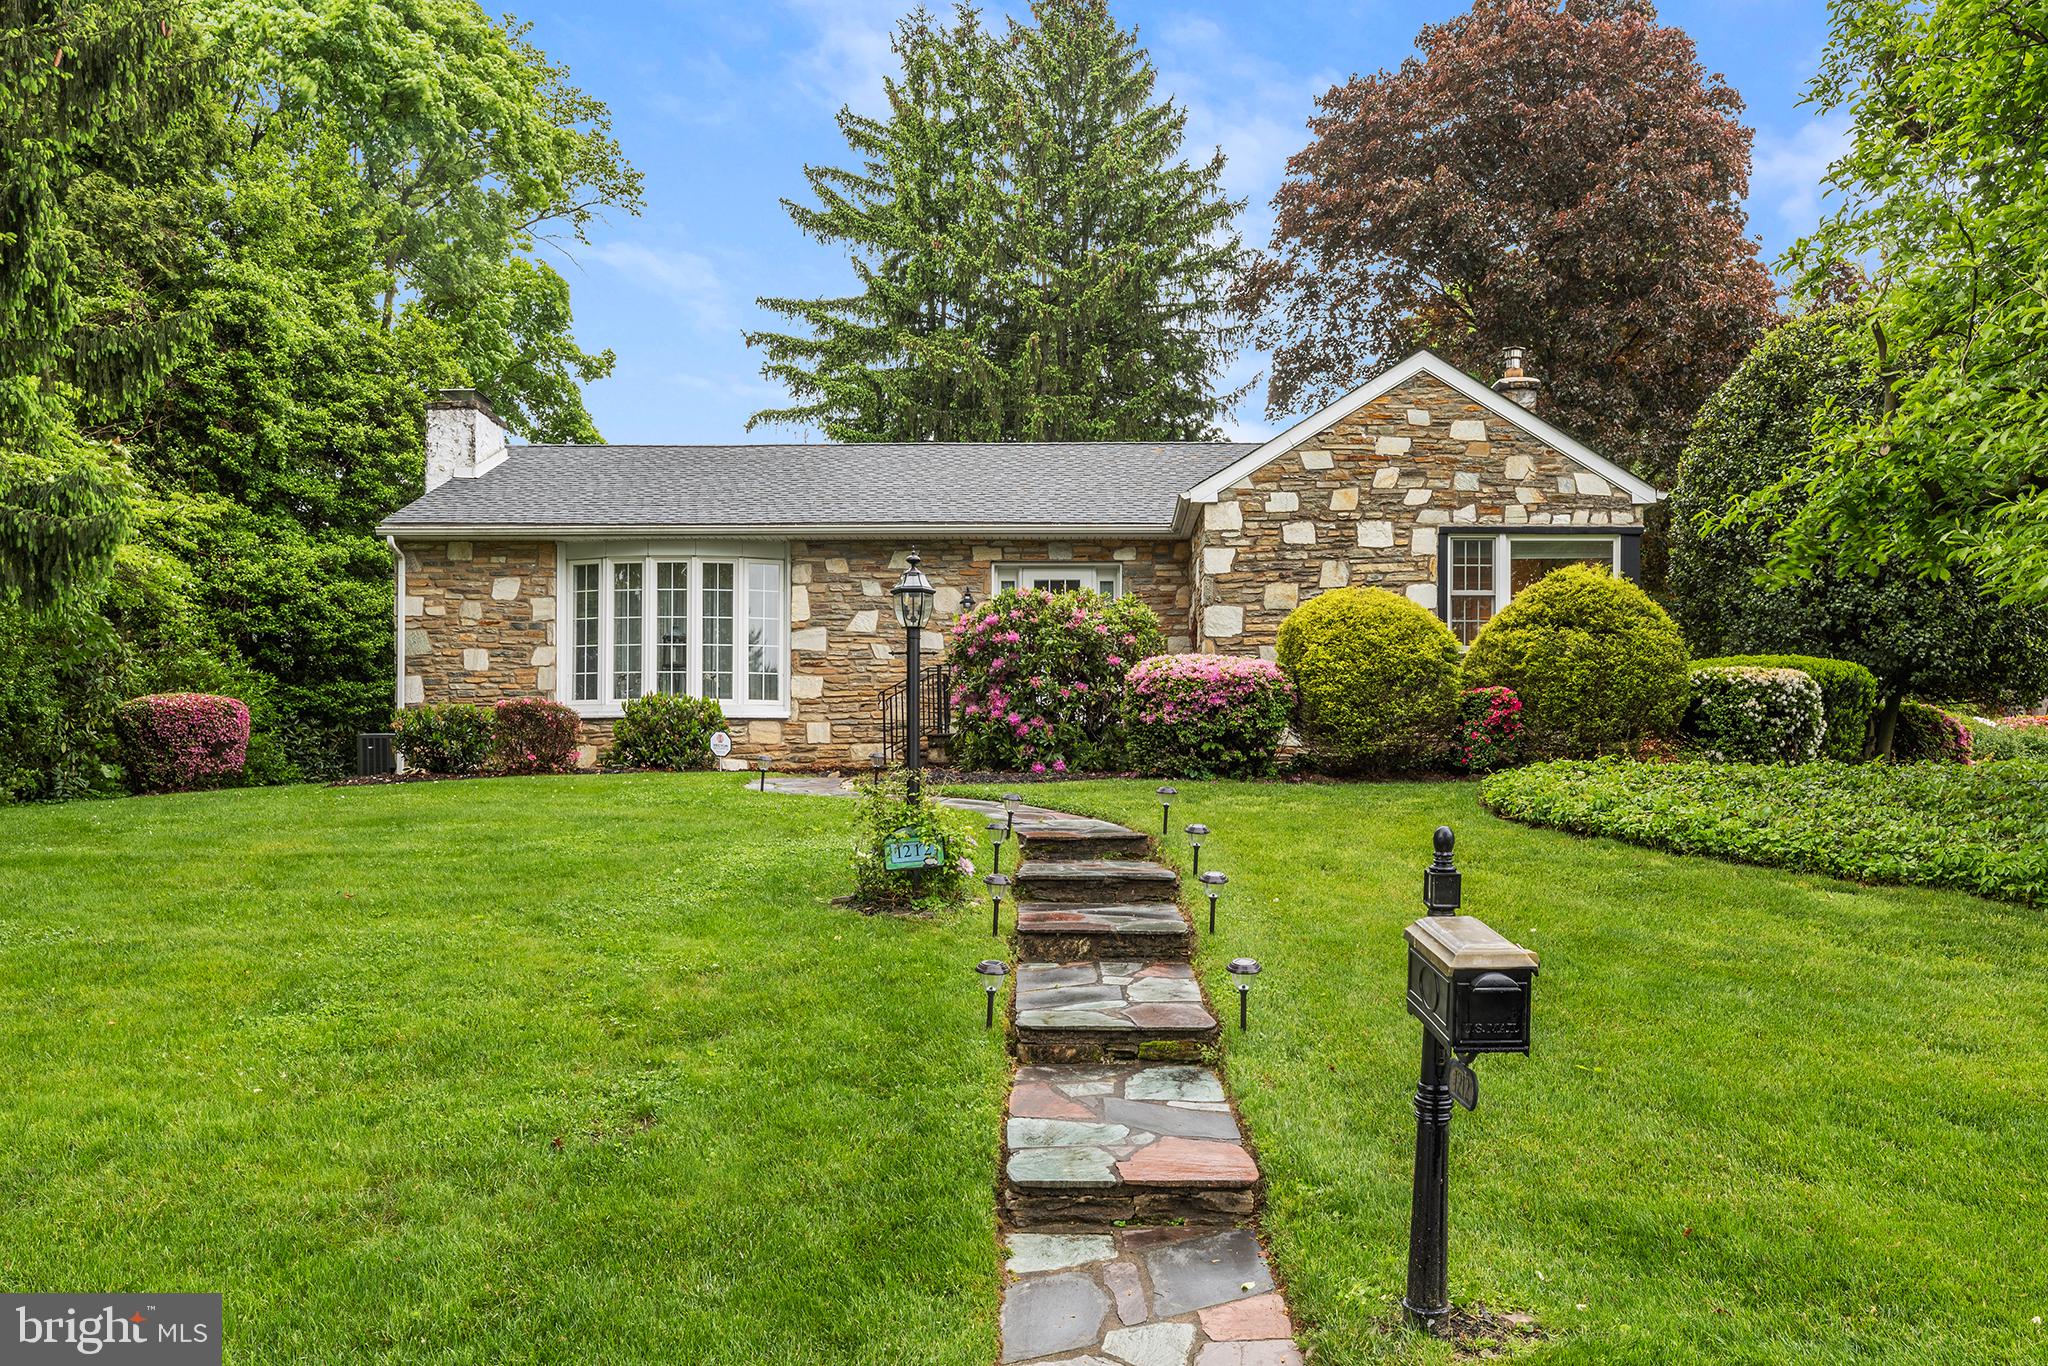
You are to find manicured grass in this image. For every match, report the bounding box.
[0,775,1009,1364]
[955,779,2048,1364]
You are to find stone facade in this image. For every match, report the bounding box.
[400,539,557,706]
[1191,372,1643,657]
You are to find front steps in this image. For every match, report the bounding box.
[1011,961,1218,1063]
[1014,857,1182,905]
[1015,901,1193,961]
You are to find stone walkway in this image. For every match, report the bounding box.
[764,774,1303,1365]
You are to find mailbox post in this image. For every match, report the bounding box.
[1401,827,1538,1334]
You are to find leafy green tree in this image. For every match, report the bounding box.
[1762,0,2048,605]
[1670,308,2048,755]
[749,0,1247,441]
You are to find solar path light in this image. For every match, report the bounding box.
[975,959,1009,1029]
[1400,825,1539,1335]
[987,818,1011,876]
[755,753,773,792]
[1184,823,1209,878]
[890,548,937,799]
[1155,785,1177,837]
[1002,792,1023,833]
[984,873,1010,936]
[1198,870,1228,934]
[1227,957,1261,1032]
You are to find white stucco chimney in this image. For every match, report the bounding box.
[423,389,508,492]
[1492,346,1541,411]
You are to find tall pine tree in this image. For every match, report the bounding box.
[747,0,1247,442]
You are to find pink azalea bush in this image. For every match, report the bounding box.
[1893,702,1972,764]
[1124,654,1294,778]
[1455,686,1526,773]
[493,697,582,774]
[948,587,1164,772]
[113,693,250,793]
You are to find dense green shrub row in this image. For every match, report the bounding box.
[1480,758,2048,905]
[1692,654,1878,762]
[391,698,582,776]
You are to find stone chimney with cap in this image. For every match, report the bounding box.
[423,389,509,492]
[1492,346,1541,411]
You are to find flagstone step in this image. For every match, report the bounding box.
[1016,858,1182,906]
[999,1225,1301,1364]
[1015,817,1154,862]
[1015,900,1194,962]
[1003,1063,1262,1230]
[1012,961,1219,1064]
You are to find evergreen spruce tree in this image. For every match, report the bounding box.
[747,0,1247,442]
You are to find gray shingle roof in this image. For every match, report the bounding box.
[379,441,1257,534]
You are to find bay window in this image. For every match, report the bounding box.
[563,543,787,716]
[1439,533,1626,644]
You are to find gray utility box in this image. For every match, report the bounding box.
[1405,915,1539,1055]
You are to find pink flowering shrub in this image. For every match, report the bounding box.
[1892,702,1972,764]
[113,693,250,793]
[1124,655,1294,778]
[493,697,582,775]
[949,588,1165,772]
[1455,686,1526,773]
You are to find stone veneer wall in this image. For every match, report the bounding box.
[1192,373,1644,657]
[398,536,1191,770]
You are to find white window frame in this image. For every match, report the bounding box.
[557,539,789,720]
[1440,533,1622,644]
[991,562,1124,598]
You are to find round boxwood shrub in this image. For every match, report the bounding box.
[114,692,251,793]
[390,702,494,775]
[1691,654,1877,762]
[1893,702,1971,764]
[1123,654,1294,778]
[1460,564,1689,757]
[605,693,727,770]
[1684,665,1827,764]
[1275,587,1462,772]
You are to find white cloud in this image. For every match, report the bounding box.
[585,241,734,334]
[1750,115,1851,241]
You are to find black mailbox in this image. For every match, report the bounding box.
[1405,915,1538,1055]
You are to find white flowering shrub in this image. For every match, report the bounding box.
[1683,665,1827,764]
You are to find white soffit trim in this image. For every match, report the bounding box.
[1181,349,1663,506]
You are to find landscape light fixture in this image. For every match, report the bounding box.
[890,548,938,799]
[984,873,1011,936]
[1156,785,1177,837]
[1198,870,1228,934]
[869,751,887,779]
[960,585,977,616]
[1227,957,1262,1032]
[1002,792,1023,833]
[987,818,1011,876]
[755,753,773,792]
[975,958,1009,1029]
[1184,823,1210,878]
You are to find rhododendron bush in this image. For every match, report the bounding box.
[1455,686,1525,773]
[949,588,1164,772]
[493,697,581,775]
[113,693,250,793]
[1124,654,1293,778]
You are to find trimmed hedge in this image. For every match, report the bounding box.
[1692,654,1878,762]
[113,693,251,794]
[1893,702,1971,764]
[1123,654,1294,778]
[1481,757,2048,905]
[606,693,727,770]
[1684,665,1827,764]
[1275,587,1462,773]
[391,702,495,775]
[1461,565,1690,757]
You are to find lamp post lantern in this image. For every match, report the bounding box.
[1185,823,1209,879]
[1198,870,1227,934]
[975,958,1009,1029]
[984,873,1010,936]
[1156,786,1177,838]
[891,549,938,799]
[1227,957,1261,1032]
[987,819,1011,876]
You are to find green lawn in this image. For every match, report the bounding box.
[954,779,2048,1365]
[0,774,1009,1364]
[6,775,2046,1364]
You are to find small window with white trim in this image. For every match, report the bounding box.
[993,563,1122,597]
[562,548,787,715]
[1441,534,1623,644]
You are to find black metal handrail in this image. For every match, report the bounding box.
[882,663,954,764]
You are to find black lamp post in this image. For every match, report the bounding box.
[987,819,1010,876]
[984,873,1010,936]
[976,958,1008,1029]
[755,753,773,792]
[1227,957,1261,1031]
[891,549,937,800]
[1185,823,1209,878]
[1156,786,1177,838]
[1198,870,1228,934]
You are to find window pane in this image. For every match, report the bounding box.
[572,563,600,701]
[700,562,735,700]
[656,562,689,694]
[612,562,644,698]
[746,561,783,702]
[1449,539,1494,594]
[1509,537,1615,595]
[1449,595,1495,645]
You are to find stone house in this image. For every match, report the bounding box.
[376,349,1660,768]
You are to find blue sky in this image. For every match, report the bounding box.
[517,0,1841,445]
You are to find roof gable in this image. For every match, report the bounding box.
[1181,350,1661,506]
